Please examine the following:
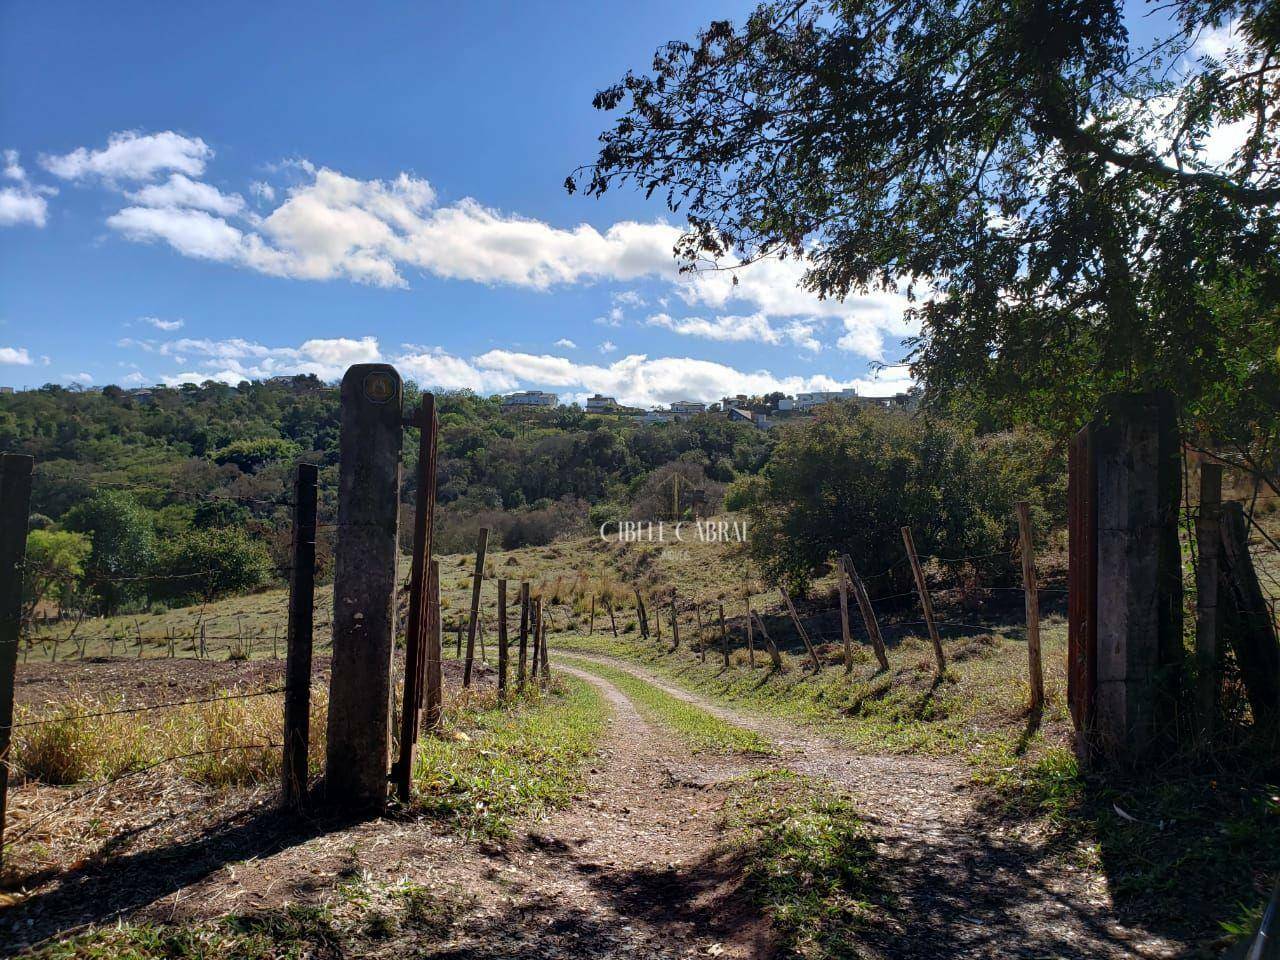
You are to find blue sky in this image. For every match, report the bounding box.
[0,1,917,406]
[0,1,1198,406]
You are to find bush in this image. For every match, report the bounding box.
[150,527,274,605]
[211,437,301,472]
[739,405,1058,593]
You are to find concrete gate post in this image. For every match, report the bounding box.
[326,363,403,810]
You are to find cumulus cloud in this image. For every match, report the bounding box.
[0,150,56,227]
[599,340,617,354]
[554,338,577,349]
[66,372,93,384]
[41,131,211,182]
[127,174,244,216]
[0,347,33,365]
[249,181,275,203]
[142,316,184,331]
[147,335,381,384]
[471,349,914,408]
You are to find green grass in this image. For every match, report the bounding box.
[558,654,773,755]
[21,878,475,959]
[724,770,881,960]
[412,675,609,838]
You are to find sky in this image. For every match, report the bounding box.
[0,2,1226,408]
[0,1,918,407]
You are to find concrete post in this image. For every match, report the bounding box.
[326,363,403,811]
[1091,392,1182,761]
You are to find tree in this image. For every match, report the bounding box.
[22,529,91,625]
[211,437,302,472]
[731,405,1055,592]
[151,527,273,606]
[573,0,1280,478]
[64,492,157,614]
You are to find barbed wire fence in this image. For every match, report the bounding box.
[0,455,324,870]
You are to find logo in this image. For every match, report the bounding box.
[599,519,748,544]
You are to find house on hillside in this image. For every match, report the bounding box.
[670,399,706,417]
[585,394,620,414]
[501,390,558,410]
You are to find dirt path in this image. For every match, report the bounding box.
[558,653,1186,960]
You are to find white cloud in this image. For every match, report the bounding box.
[142,316,184,331]
[66,372,93,385]
[127,174,244,216]
[142,335,382,384]
[41,130,211,182]
[554,338,577,349]
[249,180,275,203]
[107,205,255,263]
[472,349,915,408]
[0,347,33,365]
[599,340,617,354]
[0,188,49,227]
[121,371,147,385]
[4,150,27,182]
[395,348,517,393]
[647,311,781,344]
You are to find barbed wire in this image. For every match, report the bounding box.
[12,686,290,728]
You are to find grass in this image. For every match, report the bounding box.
[412,675,610,838]
[558,654,773,755]
[20,877,476,959]
[12,686,328,787]
[724,770,881,960]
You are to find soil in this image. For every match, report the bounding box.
[2,654,1192,958]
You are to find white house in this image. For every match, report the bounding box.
[501,390,558,409]
[585,394,620,413]
[670,399,706,416]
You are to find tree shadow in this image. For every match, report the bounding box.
[2,796,366,953]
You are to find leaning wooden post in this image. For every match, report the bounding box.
[752,610,784,670]
[462,527,489,687]
[843,555,889,671]
[1194,463,1222,736]
[588,594,596,636]
[635,589,649,639]
[423,561,443,730]
[836,557,853,674]
[497,579,509,693]
[282,461,318,810]
[901,527,946,676]
[518,581,530,687]
[393,394,438,802]
[779,588,822,672]
[326,364,403,813]
[745,595,756,667]
[0,454,33,866]
[1219,503,1280,728]
[1015,502,1045,714]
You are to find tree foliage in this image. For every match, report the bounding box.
[731,405,1061,592]
[22,529,91,624]
[573,0,1280,452]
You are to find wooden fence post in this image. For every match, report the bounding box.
[605,595,618,638]
[836,557,853,673]
[588,594,595,636]
[530,596,542,681]
[843,555,889,671]
[697,605,707,663]
[901,527,946,676]
[1194,463,1222,735]
[424,560,443,730]
[745,595,756,667]
[462,527,489,687]
[326,363,402,812]
[0,454,33,866]
[779,588,822,671]
[282,461,318,810]
[669,593,680,651]
[1015,502,1044,714]
[393,394,438,803]
[539,599,551,684]
[497,579,509,693]
[635,589,649,639]
[1220,503,1280,728]
[518,581,530,687]
[719,603,729,668]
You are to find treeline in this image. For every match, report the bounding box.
[2,376,774,617]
